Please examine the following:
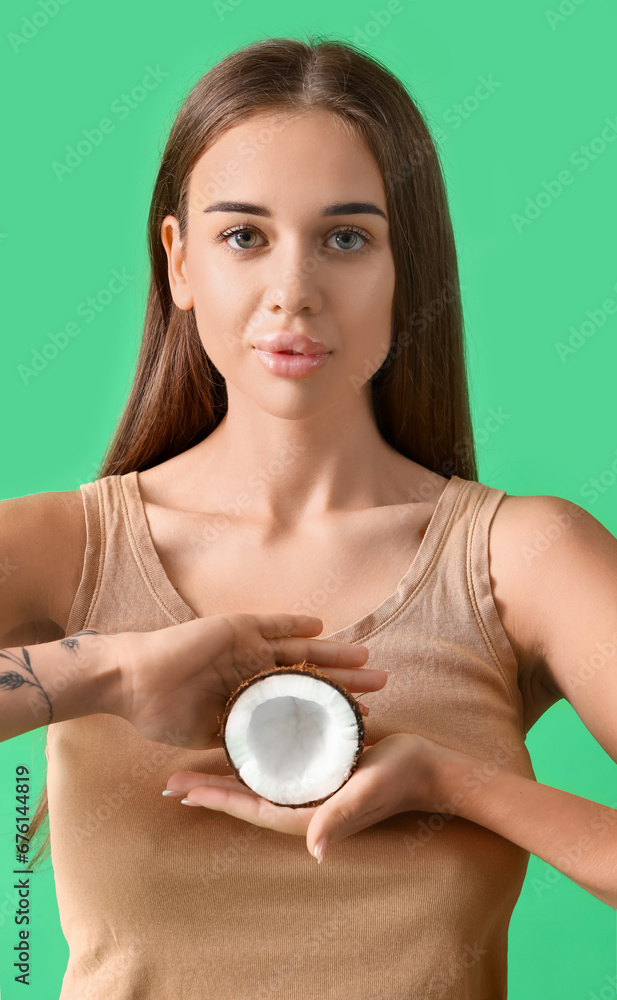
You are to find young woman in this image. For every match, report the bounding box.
[2,33,616,1000]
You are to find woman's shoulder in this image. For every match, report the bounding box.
[487,490,598,729]
[0,486,86,645]
[489,489,594,587]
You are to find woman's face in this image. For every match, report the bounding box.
[161,107,396,417]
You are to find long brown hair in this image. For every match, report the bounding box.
[26,32,477,870]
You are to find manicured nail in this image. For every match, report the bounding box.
[162,789,183,797]
[313,837,327,864]
[180,798,201,806]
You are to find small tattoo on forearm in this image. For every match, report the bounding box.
[60,629,100,653]
[0,647,53,724]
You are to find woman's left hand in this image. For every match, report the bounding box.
[162,732,453,862]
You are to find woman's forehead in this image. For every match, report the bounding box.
[187,112,385,216]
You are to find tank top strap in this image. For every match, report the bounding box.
[397,475,524,738]
[463,478,522,720]
[64,478,104,637]
[64,473,177,637]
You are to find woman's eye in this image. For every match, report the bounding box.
[216,225,372,255]
[223,228,264,252]
[324,230,370,253]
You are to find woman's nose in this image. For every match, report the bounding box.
[265,248,323,315]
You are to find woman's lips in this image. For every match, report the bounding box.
[253,349,331,378]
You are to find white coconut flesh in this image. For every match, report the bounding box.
[222,671,363,807]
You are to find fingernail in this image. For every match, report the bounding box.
[313,837,328,864]
[180,798,201,806]
[162,790,183,797]
[359,703,370,716]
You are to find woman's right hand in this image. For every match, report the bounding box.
[111,614,388,749]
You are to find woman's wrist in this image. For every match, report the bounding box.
[51,629,126,722]
[86,631,126,719]
[413,738,477,817]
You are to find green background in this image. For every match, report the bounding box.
[1,0,616,995]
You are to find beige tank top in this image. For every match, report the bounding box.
[46,471,535,999]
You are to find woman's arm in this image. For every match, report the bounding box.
[447,492,617,909]
[432,745,617,909]
[0,630,122,741]
[0,491,122,740]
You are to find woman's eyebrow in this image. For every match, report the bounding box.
[203,200,388,221]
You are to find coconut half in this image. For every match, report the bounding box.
[220,661,365,808]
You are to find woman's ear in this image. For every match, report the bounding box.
[160,214,194,310]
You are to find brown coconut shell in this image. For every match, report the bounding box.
[219,660,365,808]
